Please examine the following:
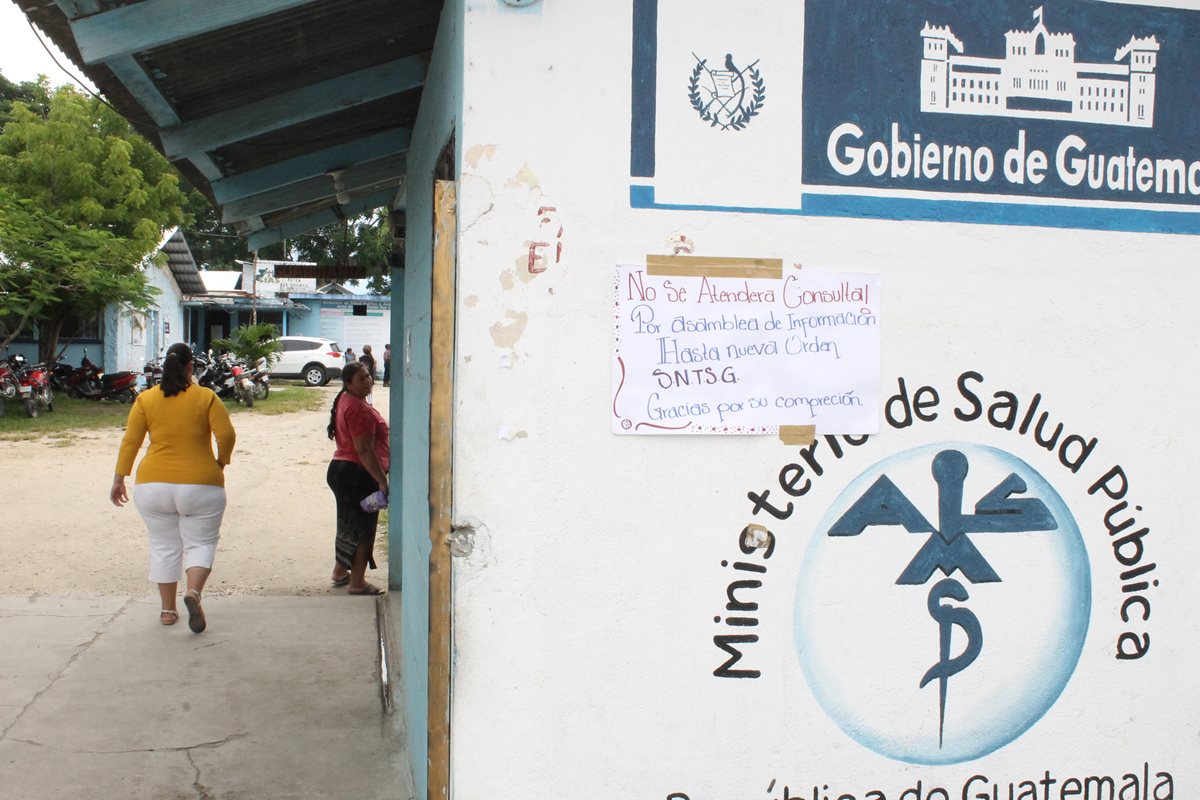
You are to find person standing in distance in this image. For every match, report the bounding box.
[343,346,356,364]
[359,344,376,379]
[110,342,236,632]
[326,361,388,595]
[382,343,391,387]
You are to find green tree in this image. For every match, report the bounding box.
[183,191,248,270]
[0,86,190,360]
[211,322,282,367]
[284,207,394,294]
[0,73,50,128]
[0,189,150,352]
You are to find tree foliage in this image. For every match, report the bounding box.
[184,193,248,271]
[0,73,51,128]
[211,322,282,367]
[270,207,394,294]
[0,86,190,359]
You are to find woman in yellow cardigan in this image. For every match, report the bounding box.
[109,342,236,632]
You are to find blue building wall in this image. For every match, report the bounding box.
[391,0,463,794]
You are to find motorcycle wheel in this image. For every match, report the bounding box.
[257,383,270,400]
[43,386,54,412]
[119,387,138,403]
[24,396,38,418]
[243,390,253,409]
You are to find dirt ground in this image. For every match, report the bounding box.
[0,384,389,597]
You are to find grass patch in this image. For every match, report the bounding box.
[0,395,131,438]
[228,386,327,416]
[0,386,327,439]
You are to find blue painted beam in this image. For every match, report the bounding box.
[98,55,227,181]
[212,128,411,205]
[161,57,427,161]
[245,188,399,251]
[53,0,102,18]
[221,154,406,225]
[71,0,323,65]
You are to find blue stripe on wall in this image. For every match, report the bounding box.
[630,0,657,178]
[629,184,1200,236]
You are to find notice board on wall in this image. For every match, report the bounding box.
[611,257,881,434]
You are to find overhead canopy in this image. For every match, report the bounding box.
[15,0,442,250]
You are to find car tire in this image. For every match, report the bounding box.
[303,364,327,387]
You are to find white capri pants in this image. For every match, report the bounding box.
[133,483,227,584]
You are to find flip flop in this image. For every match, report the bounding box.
[184,590,207,633]
[160,609,178,626]
[330,574,351,587]
[347,584,386,596]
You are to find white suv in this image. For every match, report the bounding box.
[270,336,344,386]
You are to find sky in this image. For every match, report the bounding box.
[1,2,96,90]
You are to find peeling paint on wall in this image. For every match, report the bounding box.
[465,143,497,169]
[505,162,541,192]
[488,310,529,349]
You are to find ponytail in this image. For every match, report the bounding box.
[327,388,346,439]
[160,342,193,397]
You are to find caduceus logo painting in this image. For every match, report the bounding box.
[794,443,1091,764]
[688,52,766,131]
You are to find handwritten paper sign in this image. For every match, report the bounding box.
[611,259,880,434]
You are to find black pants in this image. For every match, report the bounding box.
[326,460,378,569]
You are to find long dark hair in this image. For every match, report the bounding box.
[327,361,366,439]
[161,342,193,397]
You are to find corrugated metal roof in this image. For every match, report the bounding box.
[14,0,441,248]
[161,229,206,294]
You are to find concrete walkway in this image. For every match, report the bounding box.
[0,595,412,799]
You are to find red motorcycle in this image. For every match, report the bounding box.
[3,354,53,418]
[227,355,256,408]
[64,352,140,402]
[0,358,20,418]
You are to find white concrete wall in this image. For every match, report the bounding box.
[448,2,1197,799]
[108,253,186,374]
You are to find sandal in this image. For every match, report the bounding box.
[347,584,386,596]
[160,609,178,626]
[183,589,207,633]
[330,573,351,587]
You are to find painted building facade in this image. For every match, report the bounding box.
[393,1,1198,798]
[921,8,1160,126]
[2,228,200,374]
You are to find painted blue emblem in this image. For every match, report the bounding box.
[795,443,1090,764]
[688,53,766,131]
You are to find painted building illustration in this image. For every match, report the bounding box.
[921,7,1160,126]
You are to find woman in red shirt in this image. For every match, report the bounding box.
[325,361,388,594]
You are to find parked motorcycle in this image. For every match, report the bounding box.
[228,356,255,408]
[4,354,54,418]
[142,355,163,389]
[65,352,140,402]
[46,359,78,393]
[0,358,20,418]
[194,351,229,397]
[250,357,271,401]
